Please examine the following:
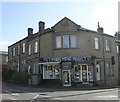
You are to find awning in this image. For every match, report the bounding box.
[39,61,61,65]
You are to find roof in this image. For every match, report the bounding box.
[8,17,115,48]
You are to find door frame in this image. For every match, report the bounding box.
[62,70,71,86]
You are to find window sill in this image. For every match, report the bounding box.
[54,48,78,50]
[105,50,111,53]
[94,49,100,51]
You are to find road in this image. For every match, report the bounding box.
[1,82,118,101]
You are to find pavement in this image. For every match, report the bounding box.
[1,81,119,94]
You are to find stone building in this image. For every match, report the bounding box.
[0,51,8,71]
[8,17,118,87]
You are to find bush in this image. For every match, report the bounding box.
[11,72,20,82]
[19,71,29,84]
[2,69,16,81]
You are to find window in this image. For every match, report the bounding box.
[63,35,77,48]
[33,63,39,74]
[106,61,113,75]
[22,43,25,53]
[6,56,8,63]
[28,65,31,74]
[13,62,15,70]
[74,65,81,82]
[70,35,77,48]
[63,35,69,48]
[21,59,26,71]
[95,37,99,50]
[28,44,31,55]
[105,40,111,51]
[17,62,19,72]
[117,45,120,53]
[43,65,60,79]
[13,48,15,56]
[34,41,38,53]
[56,36,61,48]
[56,35,77,49]
[18,45,20,55]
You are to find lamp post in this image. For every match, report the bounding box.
[115,32,120,86]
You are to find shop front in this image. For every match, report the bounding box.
[39,56,95,86]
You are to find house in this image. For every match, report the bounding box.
[0,51,8,81]
[8,17,118,87]
[0,51,8,71]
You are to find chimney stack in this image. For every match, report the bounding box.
[97,22,104,34]
[38,21,45,33]
[28,28,33,36]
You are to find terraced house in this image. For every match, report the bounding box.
[8,17,118,87]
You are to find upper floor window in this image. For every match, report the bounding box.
[94,37,99,50]
[56,36,62,48]
[18,45,20,55]
[13,48,15,56]
[117,45,120,53]
[22,43,25,53]
[63,35,77,48]
[34,41,38,53]
[70,35,77,48]
[28,44,31,55]
[6,56,8,63]
[63,35,69,48]
[55,35,77,49]
[105,40,111,51]
[9,49,12,58]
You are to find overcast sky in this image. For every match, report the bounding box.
[1,0,119,51]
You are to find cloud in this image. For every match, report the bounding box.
[0,41,11,51]
[91,1,118,35]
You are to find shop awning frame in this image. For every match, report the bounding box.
[39,61,61,65]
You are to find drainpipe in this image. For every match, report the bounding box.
[92,56,96,86]
[102,34,106,86]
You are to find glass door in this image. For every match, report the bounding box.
[62,70,71,86]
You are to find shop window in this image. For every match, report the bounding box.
[74,65,81,82]
[88,66,93,82]
[43,65,60,79]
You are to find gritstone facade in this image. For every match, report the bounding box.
[8,17,118,87]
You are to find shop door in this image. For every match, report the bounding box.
[62,70,71,86]
[82,65,88,83]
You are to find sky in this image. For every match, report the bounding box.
[1,0,119,51]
